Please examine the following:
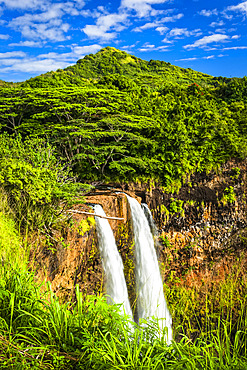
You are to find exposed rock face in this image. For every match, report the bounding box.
[31,191,139,302]
[121,159,247,286]
[31,159,247,298]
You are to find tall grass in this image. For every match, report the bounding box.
[164,258,247,344]
[0,262,246,369]
[0,201,246,368]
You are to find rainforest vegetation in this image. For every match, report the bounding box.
[0,47,247,368]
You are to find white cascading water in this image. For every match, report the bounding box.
[94,204,133,318]
[126,195,173,344]
[141,203,160,251]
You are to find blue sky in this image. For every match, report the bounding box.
[0,0,246,82]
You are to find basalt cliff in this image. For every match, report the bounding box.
[31,158,247,304]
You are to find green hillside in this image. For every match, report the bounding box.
[0,46,246,189]
[21,46,215,89]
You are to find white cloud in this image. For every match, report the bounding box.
[214,28,226,34]
[38,44,102,61]
[210,20,224,27]
[83,12,128,41]
[160,27,201,43]
[226,1,247,15]
[0,0,47,10]
[161,37,172,43]
[0,43,101,74]
[7,1,86,41]
[83,25,117,40]
[133,13,183,32]
[0,51,26,58]
[198,9,218,17]
[0,33,9,39]
[168,27,202,38]
[203,55,215,59]
[176,57,198,61]
[138,42,169,51]
[133,21,160,32]
[73,0,85,9]
[231,35,240,39]
[155,26,169,34]
[120,0,169,17]
[73,44,102,55]
[0,58,27,66]
[1,58,70,73]
[9,40,43,47]
[222,46,247,50]
[8,6,71,41]
[161,13,184,22]
[1,0,85,12]
[184,34,229,49]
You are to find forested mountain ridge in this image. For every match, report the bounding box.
[21,46,215,89]
[0,46,247,191]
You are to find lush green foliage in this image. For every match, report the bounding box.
[0,134,88,230]
[0,263,246,369]
[0,47,246,186]
[0,212,246,369]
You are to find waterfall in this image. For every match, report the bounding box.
[94,204,133,318]
[126,196,173,344]
[141,203,160,253]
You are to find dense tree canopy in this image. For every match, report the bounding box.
[0,47,246,188]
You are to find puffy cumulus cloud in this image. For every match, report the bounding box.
[0,44,101,74]
[198,9,218,17]
[73,44,102,55]
[133,13,183,32]
[226,1,247,15]
[83,12,128,41]
[138,42,169,52]
[7,1,87,42]
[1,0,85,11]
[120,0,169,17]
[155,26,169,34]
[0,0,48,10]
[8,3,73,41]
[10,3,63,25]
[0,51,26,58]
[184,34,230,49]
[0,33,9,39]
[1,58,70,73]
[210,20,225,27]
[160,27,201,44]
[72,0,85,9]
[133,21,160,32]
[36,44,102,61]
[161,13,184,22]
[168,27,202,38]
[9,40,43,47]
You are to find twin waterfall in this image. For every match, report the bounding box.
[94,196,172,344]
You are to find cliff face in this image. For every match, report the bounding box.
[121,159,247,287]
[31,191,138,302]
[31,159,247,299]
